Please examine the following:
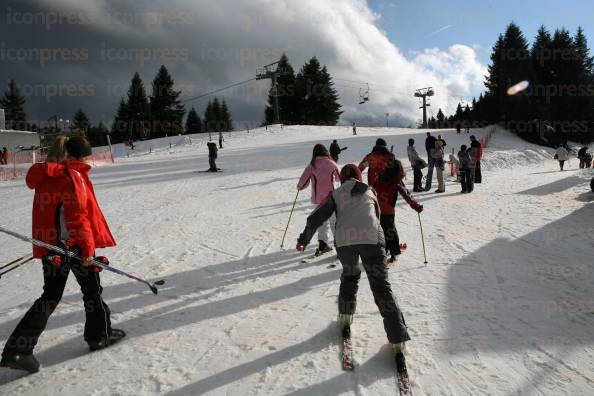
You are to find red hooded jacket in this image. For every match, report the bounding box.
[27,160,115,258]
[374,178,419,216]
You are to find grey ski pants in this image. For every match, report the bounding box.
[336,244,410,344]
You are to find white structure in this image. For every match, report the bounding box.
[0,129,41,151]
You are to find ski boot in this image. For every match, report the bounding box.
[388,255,398,264]
[88,329,127,352]
[338,314,353,328]
[0,351,40,373]
[314,240,333,257]
[392,342,407,354]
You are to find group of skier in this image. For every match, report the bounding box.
[295,137,425,354]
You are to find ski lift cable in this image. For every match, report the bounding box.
[182,77,258,103]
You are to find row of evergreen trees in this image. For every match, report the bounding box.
[444,23,594,144]
[111,65,186,143]
[0,80,27,130]
[186,97,233,134]
[264,54,342,125]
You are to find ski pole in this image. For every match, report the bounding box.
[280,190,300,249]
[0,256,35,279]
[0,226,165,294]
[0,254,33,271]
[417,213,428,265]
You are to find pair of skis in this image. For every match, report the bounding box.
[340,325,412,395]
[0,254,34,279]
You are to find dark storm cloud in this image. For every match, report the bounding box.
[0,0,486,128]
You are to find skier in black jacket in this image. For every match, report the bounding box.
[329,140,347,162]
[207,142,219,171]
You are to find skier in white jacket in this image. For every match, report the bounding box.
[555,145,570,171]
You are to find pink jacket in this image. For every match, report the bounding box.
[297,157,340,204]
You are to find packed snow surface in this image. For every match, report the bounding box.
[0,125,593,395]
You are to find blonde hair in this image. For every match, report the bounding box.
[46,136,68,163]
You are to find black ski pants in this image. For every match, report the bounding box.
[3,254,111,355]
[380,215,401,257]
[460,168,474,192]
[336,244,410,344]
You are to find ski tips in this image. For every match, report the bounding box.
[149,279,165,294]
[154,279,166,286]
[150,285,159,295]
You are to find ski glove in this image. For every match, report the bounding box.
[410,201,424,213]
[91,256,110,273]
[48,255,62,268]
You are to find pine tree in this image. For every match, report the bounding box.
[211,97,222,132]
[150,65,186,137]
[185,107,202,133]
[0,79,27,130]
[295,57,342,125]
[264,53,298,124]
[126,72,150,140]
[71,109,90,133]
[111,98,129,143]
[436,108,445,128]
[220,100,233,132]
[87,122,109,147]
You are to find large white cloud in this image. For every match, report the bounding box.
[5,0,488,126]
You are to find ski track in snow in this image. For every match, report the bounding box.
[0,125,593,395]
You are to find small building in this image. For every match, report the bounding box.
[0,129,41,151]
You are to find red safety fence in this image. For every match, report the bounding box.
[0,150,113,182]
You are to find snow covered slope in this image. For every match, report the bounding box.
[0,125,592,395]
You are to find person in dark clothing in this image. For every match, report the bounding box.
[358,138,395,186]
[218,132,224,149]
[591,176,594,192]
[458,145,474,193]
[469,135,483,183]
[456,123,462,134]
[1,147,8,165]
[407,138,425,192]
[424,133,437,191]
[296,164,410,352]
[578,147,592,169]
[207,142,219,171]
[329,140,347,162]
[374,160,423,262]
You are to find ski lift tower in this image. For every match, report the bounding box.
[257,61,283,124]
[414,87,434,128]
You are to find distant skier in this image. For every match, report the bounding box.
[219,131,224,149]
[1,137,124,373]
[352,122,357,136]
[458,145,474,193]
[358,138,395,186]
[207,141,219,171]
[296,164,410,353]
[469,135,483,183]
[456,123,462,134]
[406,138,425,192]
[578,147,591,169]
[1,147,8,165]
[437,134,447,148]
[374,160,424,262]
[297,144,340,256]
[431,138,446,193]
[554,145,569,171]
[424,132,437,191]
[329,140,347,162]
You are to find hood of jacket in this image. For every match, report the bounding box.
[26,162,66,189]
[370,145,391,155]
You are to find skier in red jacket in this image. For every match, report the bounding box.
[1,137,124,373]
[374,159,423,262]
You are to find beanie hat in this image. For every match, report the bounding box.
[376,138,387,147]
[66,136,92,159]
[408,138,414,146]
[340,164,363,183]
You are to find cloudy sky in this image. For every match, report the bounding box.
[1,0,592,129]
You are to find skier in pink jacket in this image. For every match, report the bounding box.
[297,144,340,256]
